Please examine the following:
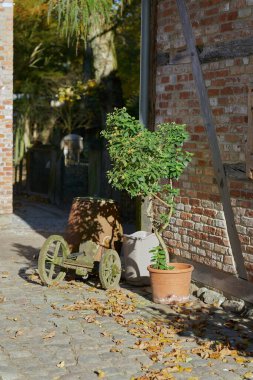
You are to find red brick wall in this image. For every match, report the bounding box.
[0,1,13,215]
[155,0,253,279]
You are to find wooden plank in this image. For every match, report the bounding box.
[157,36,253,67]
[224,163,246,180]
[199,36,253,62]
[176,0,247,279]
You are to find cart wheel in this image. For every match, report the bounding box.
[38,235,70,286]
[99,249,121,290]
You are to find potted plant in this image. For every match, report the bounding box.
[101,108,193,304]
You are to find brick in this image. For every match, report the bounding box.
[238,7,251,17]
[208,88,220,96]
[220,22,233,32]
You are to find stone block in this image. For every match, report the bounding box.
[221,299,245,314]
[199,289,226,306]
[196,287,208,298]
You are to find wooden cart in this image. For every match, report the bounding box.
[38,234,121,289]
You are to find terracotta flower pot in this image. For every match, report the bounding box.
[147,263,194,304]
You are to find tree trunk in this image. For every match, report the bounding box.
[85,26,124,198]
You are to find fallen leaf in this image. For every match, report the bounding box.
[95,370,105,378]
[220,348,238,357]
[11,330,24,339]
[132,340,149,350]
[7,317,18,321]
[209,352,221,359]
[244,372,253,379]
[56,361,65,368]
[110,347,122,353]
[87,287,99,293]
[150,352,164,362]
[52,313,63,318]
[43,331,56,340]
[235,357,248,364]
[84,314,97,323]
[27,273,42,284]
[1,271,9,278]
[113,339,123,345]
[0,295,6,303]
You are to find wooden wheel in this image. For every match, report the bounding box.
[99,249,121,289]
[38,235,69,286]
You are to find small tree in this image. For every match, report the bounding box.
[101,108,192,268]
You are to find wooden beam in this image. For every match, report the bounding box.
[157,36,253,67]
[246,83,253,179]
[176,0,247,280]
[224,163,246,180]
[199,36,253,62]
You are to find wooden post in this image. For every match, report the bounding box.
[246,83,253,179]
[176,0,247,279]
[139,0,152,231]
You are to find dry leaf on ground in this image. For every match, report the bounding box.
[84,314,97,323]
[94,370,106,378]
[56,361,65,368]
[244,372,253,379]
[11,330,24,339]
[110,347,122,353]
[43,331,56,340]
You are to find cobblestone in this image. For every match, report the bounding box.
[0,199,252,379]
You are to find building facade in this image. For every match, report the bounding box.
[0,1,13,218]
[154,0,253,281]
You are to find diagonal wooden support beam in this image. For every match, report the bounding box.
[176,0,247,279]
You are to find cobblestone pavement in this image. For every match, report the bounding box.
[0,199,253,380]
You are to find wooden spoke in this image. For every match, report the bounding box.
[48,263,55,280]
[54,241,62,258]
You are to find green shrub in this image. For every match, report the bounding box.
[101,107,192,267]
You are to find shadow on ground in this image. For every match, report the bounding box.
[133,300,253,359]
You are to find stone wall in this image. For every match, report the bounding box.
[0,1,13,216]
[155,0,253,279]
